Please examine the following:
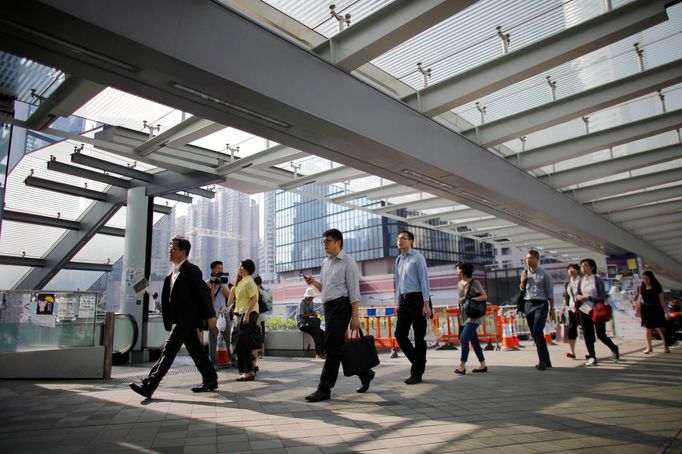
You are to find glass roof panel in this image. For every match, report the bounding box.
[71,234,125,264]
[0,221,67,258]
[73,87,188,133]
[0,51,65,103]
[454,5,682,126]
[0,265,33,290]
[262,0,393,38]
[371,0,632,90]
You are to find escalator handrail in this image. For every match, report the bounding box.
[113,313,138,354]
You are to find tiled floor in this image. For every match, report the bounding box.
[1,339,680,453]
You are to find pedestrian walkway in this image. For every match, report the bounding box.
[1,340,680,453]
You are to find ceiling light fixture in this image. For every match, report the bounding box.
[0,19,139,72]
[401,169,455,190]
[171,82,290,128]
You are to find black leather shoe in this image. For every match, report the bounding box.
[535,362,547,371]
[129,382,154,399]
[356,370,376,393]
[305,390,330,402]
[404,375,422,385]
[191,382,218,393]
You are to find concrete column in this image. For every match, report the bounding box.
[119,187,149,352]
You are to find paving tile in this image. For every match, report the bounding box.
[0,341,679,454]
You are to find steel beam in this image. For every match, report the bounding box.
[62,261,113,272]
[568,168,682,203]
[24,175,108,201]
[279,166,367,191]
[631,221,682,236]
[186,187,215,199]
[135,116,225,157]
[331,183,415,203]
[408,207,485,223]
[643,231,681,242]
[71,152,155,182]
[216,145,305,175]
[606,200,682,223]
[589,185,682,214]
[540,143,682,188]
[514,110,682,170]
[463,60,682,147]
[622,212,682,230]
[402,0,671,116]
[314,0,477,71]
[98,226,125,237]
[158,192,192,203]
[25,76,104,130]
[0,255,44,267]
[3,209,79,230]
[47,159,131,188]
[373,197,453,214]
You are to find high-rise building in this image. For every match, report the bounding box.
[260,191,277,282]
[272,183,496,313]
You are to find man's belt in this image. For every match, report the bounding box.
[324,296,350,305]
[527,299,548,304]
[400,292,422,301]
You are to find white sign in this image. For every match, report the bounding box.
[58,296,77,321]
[78,294,96,318]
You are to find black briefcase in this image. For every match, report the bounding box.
[340,328,380,377]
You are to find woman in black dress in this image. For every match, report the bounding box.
[636,271,669,354]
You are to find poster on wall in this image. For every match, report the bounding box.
[606,255,642,340]
[78,294,96,318]
[36,293,55,315]
[58,296,77,321]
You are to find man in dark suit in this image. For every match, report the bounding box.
[129,236,218,399]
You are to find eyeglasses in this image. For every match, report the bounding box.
[321,239,337,245]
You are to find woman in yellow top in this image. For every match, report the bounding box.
[227,259,260,381]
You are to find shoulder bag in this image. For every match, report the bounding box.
[463,280,487,319]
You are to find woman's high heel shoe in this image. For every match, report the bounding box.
[643,349,652,354]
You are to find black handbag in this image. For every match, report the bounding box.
[462,280,486,318]
[340,328,380,377]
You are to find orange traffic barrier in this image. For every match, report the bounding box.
[358,305,503,350]
[510,318,521,348]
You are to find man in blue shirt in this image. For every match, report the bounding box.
[520,249,554,371]
[394,230,432,384]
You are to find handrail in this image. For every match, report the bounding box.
[113,313,138,354]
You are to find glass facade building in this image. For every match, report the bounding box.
[275,183,495,273]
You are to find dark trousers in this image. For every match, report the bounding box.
[145,323,217,388]
[394,293,427,377]
[578,310,617,359]
[567,310,579,341]
[318,298,372,394]
[525,300,551,366]
[300,324,325,355]
[236,314,260,374]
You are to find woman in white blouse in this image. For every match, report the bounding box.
[576,258,619,366]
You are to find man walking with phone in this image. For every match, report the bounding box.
[520,249,554,371]
[303,229,375,402]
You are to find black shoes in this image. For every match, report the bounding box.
[191,382,218,393]
[356,370,376,393]
[305,389,330,402]
[129,382,154,399]
[404,375,422,385]
[472,367,488,373]
[535,362,548,371]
